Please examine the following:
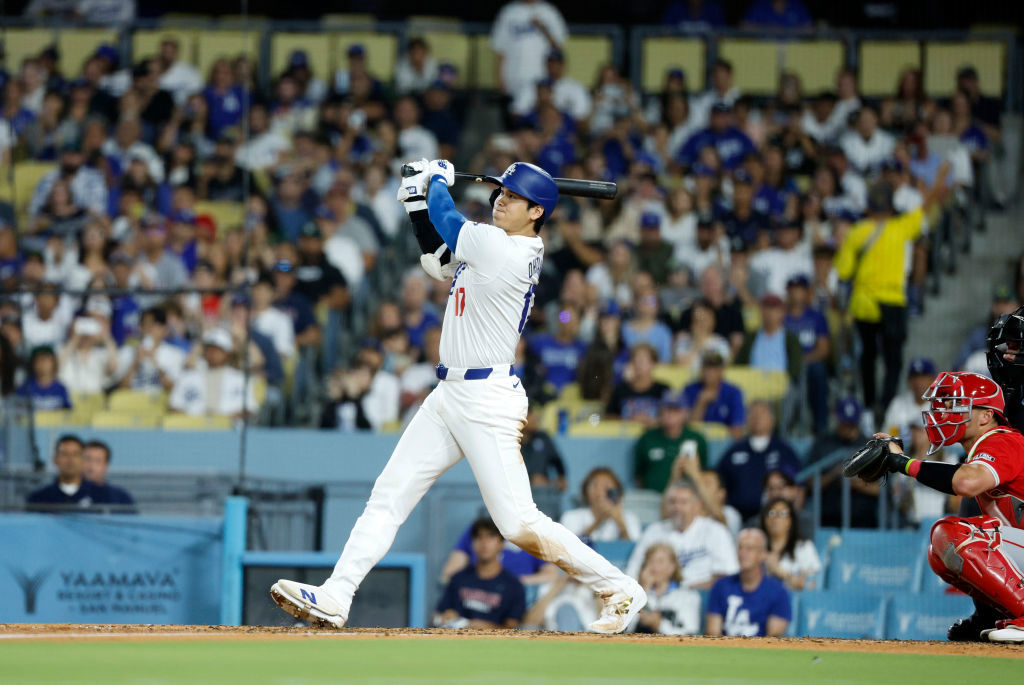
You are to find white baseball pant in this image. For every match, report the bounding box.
[323,372,633,617]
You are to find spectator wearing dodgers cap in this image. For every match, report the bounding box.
[882,356,936,439]
[168,327,257,419]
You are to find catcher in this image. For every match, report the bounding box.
[843,371,1024,643]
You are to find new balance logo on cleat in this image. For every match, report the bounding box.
[300,589,317,604]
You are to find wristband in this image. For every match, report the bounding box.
[904,459,921,477]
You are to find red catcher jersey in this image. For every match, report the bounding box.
[965,428,1024,528]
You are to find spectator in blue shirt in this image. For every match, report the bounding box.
[272,259,322,349]
[435,517,528,629]
[661,0,726,27]
[783,275,831,434]
[735,294,803,386]
[440,520,558,588]
[714,168,769,252]
[606,343,671,426]
[706,528,792,636]
[682,351,746,439]
[715,401,802,520]
[742,0,812,29]
[26,434,110,512]
[622,290,674,363]
[16,346,72,411]
[528,305,588,393]
[82,440,136,508]
[678,103,756,171]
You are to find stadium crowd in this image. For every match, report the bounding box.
[0,1,1011,635]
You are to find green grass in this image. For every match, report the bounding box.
[2,639,1017,685]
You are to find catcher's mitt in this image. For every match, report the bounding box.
[842,436,904,482]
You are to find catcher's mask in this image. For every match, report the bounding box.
[921,371,1005,454]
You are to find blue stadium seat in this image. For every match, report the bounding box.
[826,543,924,592]
[885,593,974,640]
[796,592,887,638]
[591,540,635,572]
[785,593,801,637]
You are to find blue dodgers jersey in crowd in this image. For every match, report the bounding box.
[708,573,792,637]
[682,380,746,427]
[784,307,830,354]
[716,436,803,518]
[16,379,72,410]
[455,528,546,578]
[677,127,756,170]
[528,334,588,391]
[436,566,526,625]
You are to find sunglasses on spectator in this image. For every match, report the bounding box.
[767,509,791,518]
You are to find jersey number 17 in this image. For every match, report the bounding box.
[517,285,536,335]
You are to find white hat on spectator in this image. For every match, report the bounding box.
[85,296,112,318]
[202,328,233,351]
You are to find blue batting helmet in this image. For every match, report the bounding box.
[485,162,559,219]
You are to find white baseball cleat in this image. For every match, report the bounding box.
[985,617,1024,643]
[270,579,346,629]
[587,581,647,634]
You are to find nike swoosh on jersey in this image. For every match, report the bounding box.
[513,381,520,389]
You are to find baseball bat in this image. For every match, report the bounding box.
[400,164,617,200]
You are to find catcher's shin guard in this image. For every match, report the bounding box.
[928,516,1024,617]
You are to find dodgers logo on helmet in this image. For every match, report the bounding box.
[489,162,558,218]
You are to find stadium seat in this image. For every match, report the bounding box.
[923,41,1006,98]
[161,414,233,430]
[132,29,200,65]
[32,410,71,427]
[108,389,167,414]
[471,35,498,90]
[0,162,56,218]
[568,419,643,438]
[270,33,332,83]
[816,528,926,552]
[591,540,635,571]
[194,200,245,233]
[783,41,845,94]
[785,593,801,637]
[723,366,789,403]
[826,543,923,592]
[196,30,260,81]
[688,421,730,441]
[69,393,106,425]
[622,489,664,528]
[57,29,117,75]
[563,35,613,91]
[652,363,693,390]
[3,29,55,71]
[90,411,162,428]
[334,32,398,85]
[885,593,974,640]
[796,592,886,639]
[858,40,921,97]
[419,32,471,88]
[640,37,705,93]
[718,39,779,95]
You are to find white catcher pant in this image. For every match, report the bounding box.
[324,373,634,617]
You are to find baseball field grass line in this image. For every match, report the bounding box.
[1,638,1020,685]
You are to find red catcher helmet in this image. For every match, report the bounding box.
[921,371,1005,454]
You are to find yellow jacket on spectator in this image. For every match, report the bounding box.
[835,207,923,323]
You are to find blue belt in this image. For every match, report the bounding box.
[435,364,515,381]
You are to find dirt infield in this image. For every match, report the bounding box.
[1,623,1021,658]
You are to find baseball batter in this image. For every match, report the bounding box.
[845,371,1024,642]
[271,159,646,633]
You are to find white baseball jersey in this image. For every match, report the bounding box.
[439,222,543,369]
[626,517,739,587]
